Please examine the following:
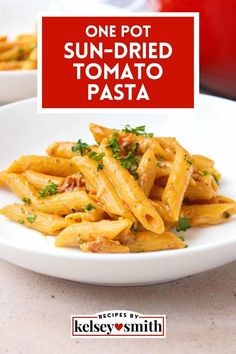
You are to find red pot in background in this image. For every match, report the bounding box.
[150,0,236,100]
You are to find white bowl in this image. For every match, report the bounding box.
[0,70,37,105]
[0,95,236,286]
[0,0,47,104]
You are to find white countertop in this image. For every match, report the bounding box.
[0,259,235,354]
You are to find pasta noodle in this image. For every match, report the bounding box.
[0,33,37,71]
[162,146,193,222]
[24,170,63,190]
[0,204,68,235]
[103,156,165,234]
[0,123,235,254]
[73,156,135,221]
[119,231,186,252]
[7,155,78,176]
[56,218,132,246]
[137,149,157,197]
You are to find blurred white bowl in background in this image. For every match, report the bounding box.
[0,0,126,105]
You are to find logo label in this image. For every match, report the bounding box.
[71,310,166,338]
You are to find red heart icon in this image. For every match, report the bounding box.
[115,323,123,331]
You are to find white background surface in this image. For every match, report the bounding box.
[0,258,235,354]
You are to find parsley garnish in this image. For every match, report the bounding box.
[22,197,31,205]
[200,170,219,185]
[88,151,105,161]
[176,217,191,232]
[213,175,219,185]
[184,155,193,165]
[72,139,90,156]
[26,214,37,223]
[120,152,139,180]
[97,163,104,171]
[107,131,120,158]
[224,212,230,219]
[199,170,209,176]
[82,203,96,212]
[178,236,185,241]
[122,125,154,137]
[107,132,140,179]
[18,219,25,224]
[38,182,58,198]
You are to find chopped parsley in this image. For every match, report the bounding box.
[122,125,154,137]
[132,142,139,154]
[82,203,96,212]
[97,163,104,171]
[22,197,31,205]
[224,212,231,219]
[213,175,219,185]
[200,170,219,185]
[107,131,120,158]
[26,214,37,224]
[120,152,139,180]
[199,170,210,176]
[178,236,185,241]
[38,182,58,198]
[18,219,25,224]
[176,217,191,232]
[184,155,193,166]
[71,139,90,156]
[88,151,105,161]
[107,132,140,179]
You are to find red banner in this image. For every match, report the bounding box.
[41,15,196,109]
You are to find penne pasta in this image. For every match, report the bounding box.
[0,36,7,42]
[162,147,193,222]
[150,176,217,202]
[90,123,174,160]
[24,170,63,190]
[98,138,113,157]
[65,208,106,223]
[73,156,135,221]
[0,204,68,235]
[80,237,129,253]
[103,156,165,234]
[137,149,157,196]
[120,231,186,252]
[7,155,78,177]
[34,190,102,216]
[47,142,99,159]
[1,123,235,254]
[181,203,236,226]
[0,172,36,203]
[185,175,218,200]
[192,154,214,170]
[151,200,174,226]
[0,33,37,71]
[47,142,78,159]
[89,123,113,144]
[55,218,132,246]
